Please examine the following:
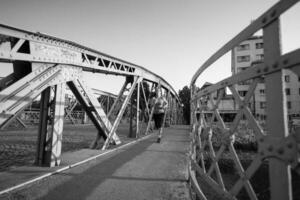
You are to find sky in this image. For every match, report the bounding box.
[0,0,299,94]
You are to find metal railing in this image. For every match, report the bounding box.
[189,0,300,200]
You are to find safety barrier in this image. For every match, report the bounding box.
[189,0,299,199]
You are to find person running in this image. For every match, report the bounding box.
[150,92,168,143]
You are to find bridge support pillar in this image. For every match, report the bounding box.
[36,83,65,167]
[129,93,135,138]
[129,79,141,138]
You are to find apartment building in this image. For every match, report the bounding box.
[231,36,300,120]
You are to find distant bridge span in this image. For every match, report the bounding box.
[0,24,182,167]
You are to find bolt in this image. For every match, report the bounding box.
[262,17,267,24]
[268,145,273,152]
[272,62,278,69]
[271,10,277,18]
[287,142,293,149]
[283,59,289,65]
[264,67,269,72]
[277,147,284,155]
[257,69,261,74]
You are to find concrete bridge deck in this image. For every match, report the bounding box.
[0,125,191,200]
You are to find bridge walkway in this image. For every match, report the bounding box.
[1,125,191,200]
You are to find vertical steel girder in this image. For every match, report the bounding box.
[136,79,141,137]
[263,18,292,200]
[36,87,51,166]
[36,84,65,167]
[129,92,135,138]
[129,78,142,138]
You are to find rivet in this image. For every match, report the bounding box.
[264,67,269,72]
[272,62,278,69]
[268,145,273,152]
[262,17,267,24]
[271,10,277,18]
[283,59,289,65]
[287,143,293,149]
[277,147,284,155]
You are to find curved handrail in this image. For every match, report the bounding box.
[190,0,297,87]
[189,0,300,199]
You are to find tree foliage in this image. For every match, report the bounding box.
[178,85,190,124]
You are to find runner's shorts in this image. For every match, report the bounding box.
[153,113,164,129]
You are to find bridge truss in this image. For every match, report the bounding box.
[189,0,300,200]
[0,24,182,167]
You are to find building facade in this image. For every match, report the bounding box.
[231,36,300,121]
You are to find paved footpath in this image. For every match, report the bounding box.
[1,125,191,200]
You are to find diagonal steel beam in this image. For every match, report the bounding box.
[102,76,141,150]
[107,79,128,118]
[67,79,121,148]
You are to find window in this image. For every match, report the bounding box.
[287,101,292,109]
[256,54,264,61]
[260,114,266,120]
[259,89,265,95]
[260,102,266,109]
[260,114,267,120]
[285,88,291,95]
[285,75,290,82]
[237,55,250,63]
[237,67,249,73]
[256,42,263,49]
[238,90,247,97]
[237,44,250,51]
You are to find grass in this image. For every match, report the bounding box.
[0,122,149,172]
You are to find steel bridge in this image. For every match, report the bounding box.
[0,22,182,168]
[0,0,300,199]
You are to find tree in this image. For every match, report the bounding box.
[178,85,190,124]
